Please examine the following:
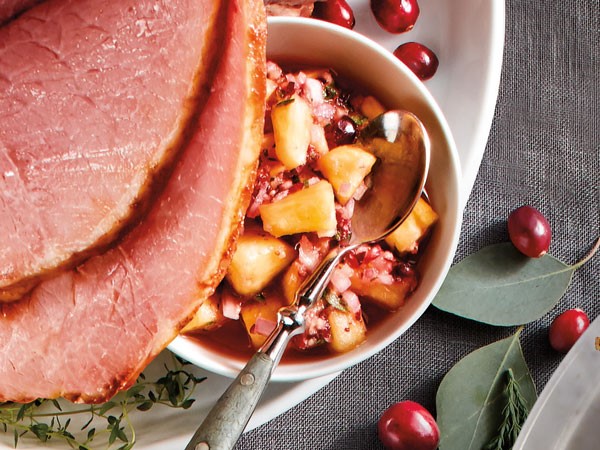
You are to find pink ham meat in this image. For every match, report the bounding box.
[0,0,41,24]
[0,0,223,301]
[265,0,317,17]
[0,0,266,403]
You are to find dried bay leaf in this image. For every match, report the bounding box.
[432,243,574,326]
[436,330,537,450]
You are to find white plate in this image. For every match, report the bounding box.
[513,315,600,450]
[0,1,504,448]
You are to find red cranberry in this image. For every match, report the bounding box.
[507,205,552,258]
[312,0,355,29]
[332,115,357,145]
[393,42,439,81]
[378,400,439,450]
[370,0,420,34]
[549,309,590,353]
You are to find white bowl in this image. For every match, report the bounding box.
[169,17,462,382]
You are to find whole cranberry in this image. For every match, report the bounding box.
[370,0,420,34]
[394,42,439,81]
[312,0,355,29]
[507,205,552,258]
[378,400,439,450]
[332,115,358,145]
[549,308,590,353]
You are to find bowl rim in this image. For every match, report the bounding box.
[169,16,463,382]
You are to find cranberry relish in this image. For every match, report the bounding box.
[185,62,438,358]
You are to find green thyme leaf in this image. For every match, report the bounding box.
[0,355,205,449]
[324,84,338,100]
[276,97,295,107]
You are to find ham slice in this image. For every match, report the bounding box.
[0,0,41,24]
[264,0,316,16]
[0,0,266,403]
[0,0,223,300]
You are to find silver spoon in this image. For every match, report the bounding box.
[185,110,430,450]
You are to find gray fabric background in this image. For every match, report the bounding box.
[236,0,600,448]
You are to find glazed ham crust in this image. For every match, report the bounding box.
[0,0,266,403]
[0,0,222,301]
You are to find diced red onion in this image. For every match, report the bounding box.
[298,235,320,271]
[221,291,242,320]
[306,176,320,186]
[254,316,277,337]
[342,290,361,314]
[304,78,324,105]
[267,61,283,80]
[352,182,368,201]
[376,273,395,286]
[330,267,352,293]
[272,190,289,202]
[280,179,293,190]
[371,254,393,273]
[313,102,336,124]
[362,267,377,281]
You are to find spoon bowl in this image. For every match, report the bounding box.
[353,110,430,244]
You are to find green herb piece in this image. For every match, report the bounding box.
[255,292,266,301]
[276,97,295,107]
[436,329,536,450]
[0,355,205,449]
[432,239,599,326]
[484,368,530,450]
[323,288,346,311]
[349,113,367,126]
[323,84,338,100]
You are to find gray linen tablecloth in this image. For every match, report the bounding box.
[237,0,600,448]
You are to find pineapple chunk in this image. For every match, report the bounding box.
[351,276,412,311]
[240,296,285,348]
[181,293,227,333]
[226,230,296,296]
[266,78,278,101]
[385,197,439,254]
[310,124,329,156]
[318,144,377,204]
[327,308,367,353]
[261,132,275,153]
[360,95,386,120]
[259,180,337,237]
[271,95,313,169]
[282,261,303,305]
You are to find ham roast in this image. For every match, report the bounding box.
[0,0,40,24]
[0,0,266,403]
[0,0,223,301]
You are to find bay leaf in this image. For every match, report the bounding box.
[432,243,574,326]
[436,330,537,450]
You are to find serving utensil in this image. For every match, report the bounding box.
[185,110,430,450]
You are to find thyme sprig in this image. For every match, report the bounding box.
[485,368,530,450]
[0,355,205,449]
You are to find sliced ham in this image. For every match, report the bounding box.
[0,0,40,25]
[264,0,316,17]
[0,0,266,403]
[0,0,223,300]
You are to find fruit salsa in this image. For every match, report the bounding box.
[184,61,438,357]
